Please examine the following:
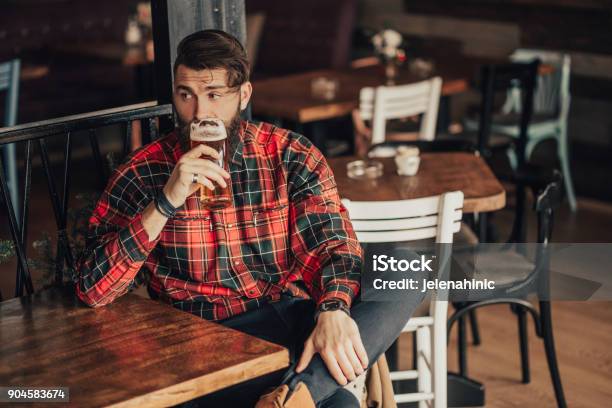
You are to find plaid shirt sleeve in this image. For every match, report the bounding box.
[285,134,363,307]
[76,161,159,307]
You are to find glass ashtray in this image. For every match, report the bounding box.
[311,76,339,101]
[347,160,384,179]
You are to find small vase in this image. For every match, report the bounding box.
[384,60,398,86]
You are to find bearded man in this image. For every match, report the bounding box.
[77,30,426,408]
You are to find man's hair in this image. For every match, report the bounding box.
[174,29,250,88]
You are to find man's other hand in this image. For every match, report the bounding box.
[295,310,369,385]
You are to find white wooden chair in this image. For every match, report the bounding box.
[352,77,443,156]
[342,191,464,408]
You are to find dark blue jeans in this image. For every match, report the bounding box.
[177,247,427,407]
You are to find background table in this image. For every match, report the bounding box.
[54,42,152,67]
[252,64,470,125]
[0,287,289,407]
[329,153,506,213]
[252,59,554,125]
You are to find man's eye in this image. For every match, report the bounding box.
[209,93,221,100]
[180,92,193,100]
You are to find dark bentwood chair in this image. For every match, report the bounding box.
[448,168,567,408]
[447,61,569,408]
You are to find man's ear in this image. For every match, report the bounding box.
[239,82,253,111]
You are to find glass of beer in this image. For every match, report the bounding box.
[189,118,232,210]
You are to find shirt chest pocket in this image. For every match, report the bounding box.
[239,204,289,241]
[237,204,291,274]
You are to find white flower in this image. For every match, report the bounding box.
[382,29,402,47]
[372,29,403,59]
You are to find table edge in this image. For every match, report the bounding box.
[105,348,289,408]
[463,189,506,213]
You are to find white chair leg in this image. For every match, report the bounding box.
[417,325,432,408]
[557,126,577,211]
[431,301,448,408]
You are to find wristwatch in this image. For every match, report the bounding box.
[314,300,350,322]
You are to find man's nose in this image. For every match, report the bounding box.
[194,99,215,121]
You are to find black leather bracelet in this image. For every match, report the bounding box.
[154,192,178,218]
[314,300,350,322]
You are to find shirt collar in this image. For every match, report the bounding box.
[230,120,254,167]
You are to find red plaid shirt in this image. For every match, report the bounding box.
[76,121,362,321]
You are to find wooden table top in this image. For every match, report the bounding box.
[251,61,474,124]
[0,287,289,407]
[54,42,152,67]
[329,152,506,213]
[20,64,49,81]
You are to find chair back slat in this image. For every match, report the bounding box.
[378,97,433,118]
[352,221,461,243]
[342,191,464,244]
[349,209,462,231]
[342,195,442,220]
[359,77,442,144]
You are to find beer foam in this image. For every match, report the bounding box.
[190,120,227,141]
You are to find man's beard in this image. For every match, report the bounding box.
[177,104,243,157]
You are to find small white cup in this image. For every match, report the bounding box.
[395,146,421,176]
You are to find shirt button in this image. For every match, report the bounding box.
[234,260,240,265]
[248,290,255,295]
[227,223,233,228]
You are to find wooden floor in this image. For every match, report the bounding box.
[396,197,612,407]
[395,301,612,407]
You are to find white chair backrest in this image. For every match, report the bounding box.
[342,191,463,245]
[343,192,463,408]
[359,77,442,144]
[343,191,463,347]
[505,49,571,120]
